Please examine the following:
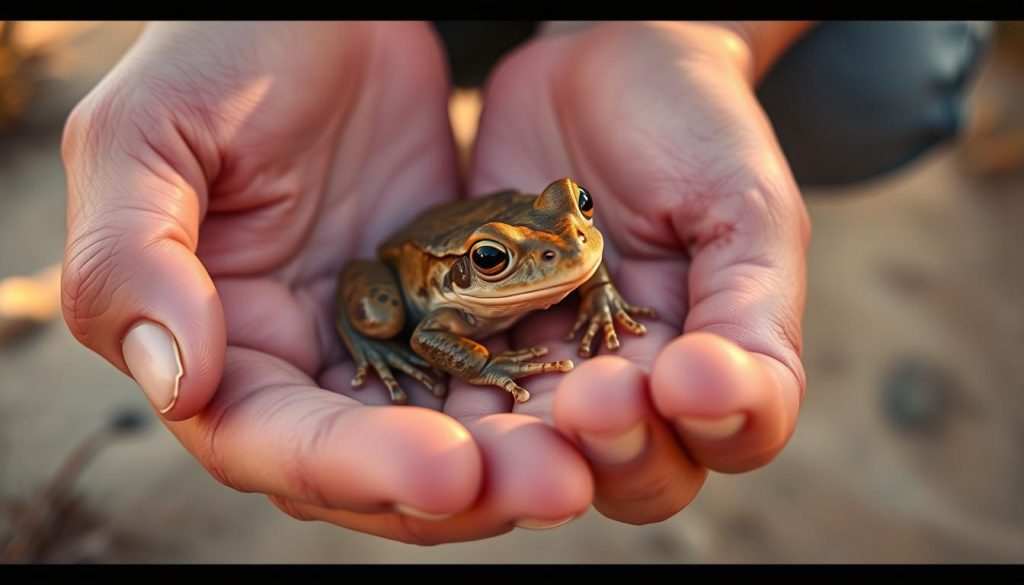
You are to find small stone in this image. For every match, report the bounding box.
[881,357,954,434]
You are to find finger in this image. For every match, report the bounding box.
[653,183,809,472]
[274,413,594,544]
[169,346,483,518]
[553,356,707,524]
[61,100,224,421]
[652,333,800,473]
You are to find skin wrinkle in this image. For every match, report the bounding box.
[267,493,315,522]
[187,349,316,493]
[204,23,462,382]
[62,229,124,339]
[189,382,257,493]
[293,278,338,374]
[132,75,218,188]
[289,48,439,284]
[276,397,351,509]
[553,31,749,261]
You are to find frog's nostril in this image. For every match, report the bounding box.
[542,250,557,262]
[576,228,587,244]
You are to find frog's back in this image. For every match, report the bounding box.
[379,189,537,258]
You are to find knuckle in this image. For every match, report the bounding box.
[62,85,138,171]
[61,100,90,166]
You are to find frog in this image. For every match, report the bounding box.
[334,178,656,405]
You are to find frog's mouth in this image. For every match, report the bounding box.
[456,256,602,307]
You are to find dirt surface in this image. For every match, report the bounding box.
[1,22,1022,563]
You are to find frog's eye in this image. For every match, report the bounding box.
[471,241,510,277]
[577,186,594,219]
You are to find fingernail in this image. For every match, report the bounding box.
[675,413,746,441]
[578,422,648,465]
[393,503,454,522]
[122,320,183,414]
[515,515,576,530]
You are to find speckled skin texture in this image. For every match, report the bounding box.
[334,179,655,404]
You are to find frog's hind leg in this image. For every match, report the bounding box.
[335,261,447,404]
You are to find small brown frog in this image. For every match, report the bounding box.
[334,178,655,404]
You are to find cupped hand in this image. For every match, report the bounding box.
[61,21,591,544]
[470,22,810,523]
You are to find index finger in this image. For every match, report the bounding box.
[166,346,484,517]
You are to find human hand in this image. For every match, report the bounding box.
[470,21,810,523]
[61,21,591,543]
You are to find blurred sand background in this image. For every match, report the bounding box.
[1,22,1023,563]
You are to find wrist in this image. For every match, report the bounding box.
[706,21,817,84]
[140,21,369,64]
[539,21,814,87]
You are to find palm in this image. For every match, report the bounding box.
[472,26,783,411]
[145,23,593,542]
[189,32,460,411]
[463,25,807,528]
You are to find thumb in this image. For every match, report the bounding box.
[651,169,811,473]
[60,97,224,421]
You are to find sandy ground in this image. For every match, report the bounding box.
[1,22,1023,563]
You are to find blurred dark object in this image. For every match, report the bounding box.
[882,358,955,435]
[760,21,992,187]
[0,408,151,563]
[962,21,1024,176]
[433,21,538,87]
[0,22,44,131]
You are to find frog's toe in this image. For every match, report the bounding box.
[565,312,589,342]
[502,380,530,403]
[627,304,658,319]
[500,346,549,361]
[614,308,647,336]
[603,321,620,350]
[577,320,601,357]
[365,352,409,404]
[351,360,369,388]
[385,352,448,399]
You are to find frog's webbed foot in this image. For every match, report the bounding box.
[566,283,657,358]
[472,347,574,403]
[348,338,448,404]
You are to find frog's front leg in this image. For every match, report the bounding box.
[411,308,573,403]
[335,261,447,404]
[566,261,658,358]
